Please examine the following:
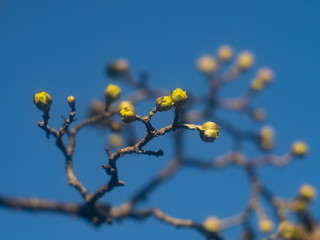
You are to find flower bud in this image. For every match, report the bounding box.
[217,45,233,61]
[108,121,122,132]
[203,216,221,232]
[278,221,300,239]
[117,101,133,113]
[199,121,220,142]
[108,134,123,148]
[253,108,266,121]
[260,126,274,150]
[170,88,188,107]
[298,184,316,200]
[291,141,308,157]
[89,100,105,117]
[291,199,308,212]
[107,59,129,77]
[67,95,76,108]
[251,68,273,91]
[33,91,53,112]
[257,68,274,83]
[120,106,136,123]
[155,96,173,112]
[105,84,121,103]
[251,78,265,91]
[237,51,254,70]
[259,219,273,233]
[197,55,217,74]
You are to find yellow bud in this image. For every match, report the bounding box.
[117,101,133,113]
[290,199,308,212]
[67,95,76,108]
[155,96,173,112]
[199,121,220,142]
[259,219,273,233]
[260,126,274,150]
[108,134,123,148]
[237,51,254,70]
[217,45,233,61]
[257,68,274,83]
[298,184,316,200]
[120,106,136,123]
[278,221,300,239]
[107,59,129,76]
[33,91,53,112]
[203,216,221,232]
[170,88,188,107]
[197,55,217,74]
[251,78,266,91]
[105,84,121,102]
[291,141,308,157]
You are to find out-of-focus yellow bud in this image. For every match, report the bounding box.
[155,96,173,112]
[259,219,273,233]
[278,221,300,239]
[253,108,266,121]
[298,184,316,200]
[67,95,76,108]
[199,121,220,142]
[170,88,188,107]
[251,68,274,91]
[108,121,122,132]
[217,45,233,61]
[257,68,274,83]
[197,55,217,74]
[260,126,274,150]
[251,78,266,91]
[237,51,254,70]
[107,59,129,77]
[120,106,136,123]
[291,199,308,212]
[291,141,308,157]
[105,84,121,103]
[33,91,53,112]
[203,216,221,232]
[108,134,123,148]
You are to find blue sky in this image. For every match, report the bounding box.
[0,1,320,239]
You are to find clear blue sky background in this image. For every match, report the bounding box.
[0,1,319,239]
